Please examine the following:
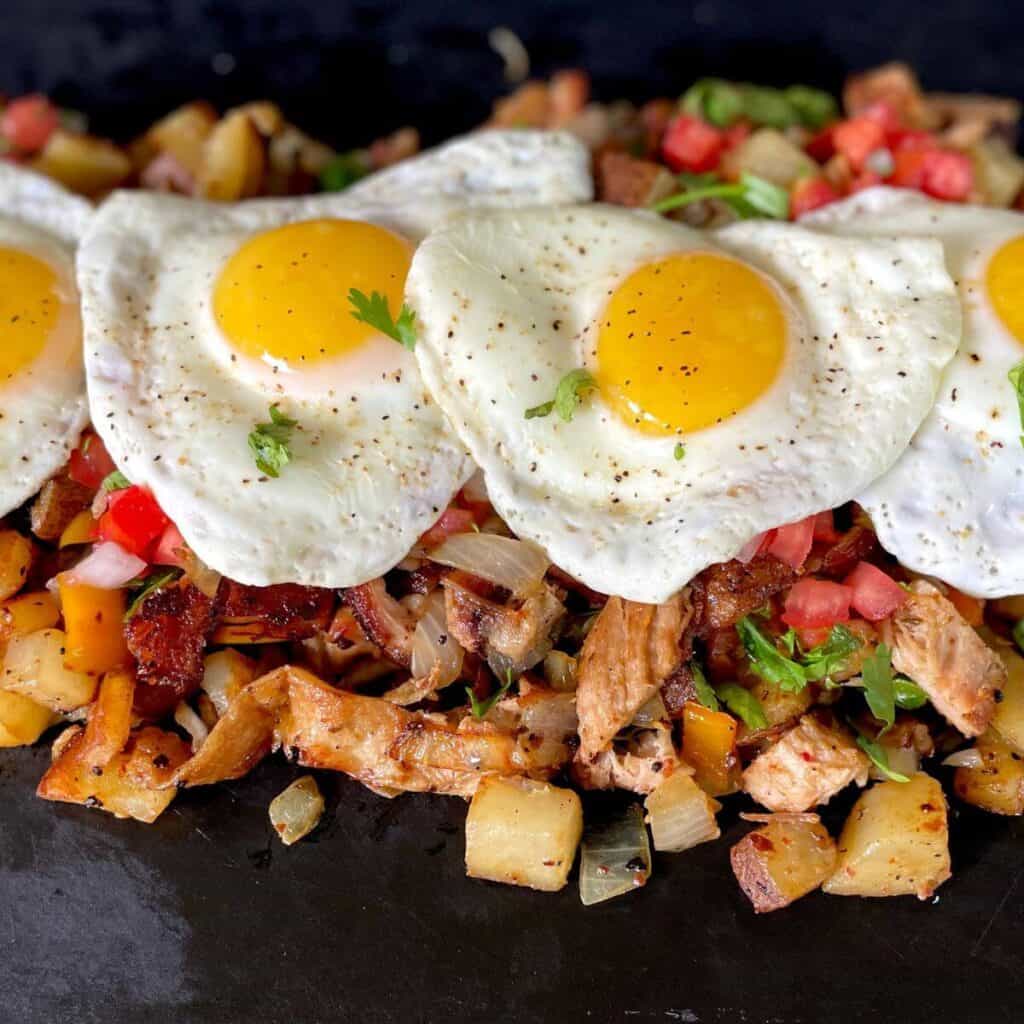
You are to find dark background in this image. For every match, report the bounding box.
[2,2,1024,1022]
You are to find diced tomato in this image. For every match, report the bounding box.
[67,432,117,490]
[859,101,902,133]
[97,485,169,558]
[843,561,906,621]
[790,177,840,219]
[920,150,973,201]
[889,147,929,189]
[151,523,188,568]
[805,125,836,163]
[812,510,841,544]
[418,506,476,548]
[887,128,936,153]
[832,116,887,170]
[723,120,752,152]
[782,578,853,629]
[796,625,833,649]
[766,515,816,571]
[1,94,59,152]
[945,586,985,626]
[661,114,726,173]
[849,169,883,193]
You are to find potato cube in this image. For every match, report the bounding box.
[196,110,265,200]
[0,530,33,602]
[465,775,582,891]
[0,590,60,649]
[731,817,837,913]
[644,770,720,852]
[0,690,59,747]
[1,628,97,711]
[31,131,132,197]
[721,128,818,187]
[823,773,950,899]
[147,101,218,175]
[986,636,1024,755]
[954,734,1024,816]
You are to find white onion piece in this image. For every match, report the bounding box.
[942,747,983,769]
[60,542,146,589]
[173,701,209,752]
[579,803,651,906]
[461,469,490,507]
[736,530,768,564]
[269,776,325,846]
[645,772,720,853]
[631,693,669,728]
[410,590,463,687]
[429,533,549,596]
[542,650,578,692]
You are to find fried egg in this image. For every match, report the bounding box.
[0,163,92,516]
[78,130,592,587]
[804,186,1024,596]
[406,204,960,603]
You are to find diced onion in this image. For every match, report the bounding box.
[461,469,490,507]
[942,747,983,769]
[579,803,651,906]
[60,542,146,589]
[736,531,768,564]
[429,533,549,597]
[645,772,721,853]
[631,693,669,728]
[173,700,209,752]
[410,590,463,686]
[543,650,578,692]
[269,776,325,846]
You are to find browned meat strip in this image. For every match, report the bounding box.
[342,578,416,667]
[216,580,334,640]
[691,555,795,635]
[29,472,93,541]
[882,580,1004,737]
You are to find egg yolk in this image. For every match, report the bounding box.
[595,252,787,435]
[213,219,412,369]
[0,246,61,382]
[986,235,1024,344]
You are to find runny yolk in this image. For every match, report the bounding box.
[0,246,61,382]
[213,218,412,369]
[986,235,1024,344]
[596,252,788,435]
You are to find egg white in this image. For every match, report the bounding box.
[0,163,92,517]
[78,130,592,587]
[804,186,1024,596]
[407,204,960,602]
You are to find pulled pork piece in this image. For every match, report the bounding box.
[575,593,690,758]
[597,150,675,208]
[743,714,870,813]
[343,578,415,667]
[126,580,215,709]
[573,727,680,794]
[882,580,1004,737]
[214,580,334,644]
[691,555,795,635]
[444,577,566,678]
[29,471,92,541]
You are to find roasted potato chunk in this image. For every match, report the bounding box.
[195,110,265,200]
[465,775,583,892]
[2,628,97,712]
[823,773,951,900]
[31,131,132,196]
[731,816,837,913]
[0,690,59,747]
[953,734,1024,816]
[0,530,33,601]
[146,101,218,175]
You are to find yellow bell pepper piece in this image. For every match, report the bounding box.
[59,509,98,548]
[682,701,742,797]
[59,582,130,676]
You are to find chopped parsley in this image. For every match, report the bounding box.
[651,171,789,219]
[124,567,182,621]
[248,404,298,479]
[1009,359,1024,447]
[347,288,418,350]
[690,661,720,711]
[319,151,369,192]
[101,469,131,492]
[856,732,910,783]
[524,368,598,422]
[466,669,515,719]
[737,617,862,693]
[674,442,686,461]
[716,682,768,731]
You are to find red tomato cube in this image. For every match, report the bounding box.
[790,177,840,219]
[67,433,118,491]
[1,94,59,153]
[843,561,906,621]
[766,516,816,571]
[782,579,853,629]
[832,116,887,170]
[661,114,726,173]
[97,486,169,558]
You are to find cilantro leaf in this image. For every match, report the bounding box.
[861,643,896,730]
[347,288,418,350]
[716,682,768,730]
[466,669,515,719]
[1014,618,1024,656]
[319,150,369,192]
[124,567,182,621]
[248,404,298,478]
[856,733,910,783]
[893,677,929,711]
[674,442,686,461]
[736,616,808,693]
[691,662,720,711]
[524,369,598,423]
[1008,359,1024,447]
[651,172,789,220]
[680,78,745,127]
[801,624,862,683]
[101,469,131,492]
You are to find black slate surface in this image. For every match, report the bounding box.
[2,2,1024,1022]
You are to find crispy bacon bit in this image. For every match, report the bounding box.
[882,580,1004,737]
[597,150,675,208]
[743,714,870,812]
[690,555,795,635]
[126,580,215,711]
[575,593,690,758]
[806,523,878,579]
[29,471,93,541]
[214,580,334,642]
[342,578,415,667]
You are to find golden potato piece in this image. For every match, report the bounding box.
[954,734,1024,816]
[147,101,218,175]
[0,530,33,602]
[0,690,59,747]
[2,628,97,712]
[196,110,265,200]
[465,775,583,891]
[823,773,951,900]
[31,131,132,197]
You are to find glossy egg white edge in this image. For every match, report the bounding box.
[407,204,960,603]
[76,132,592,589]
[0,165,92,516]
[804,186,1024,596]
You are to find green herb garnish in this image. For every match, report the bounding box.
[466,669,515,719]
[716,682,768,730]
[783,85,839,130]
[347,288,418,350]
[737,618,862,693]
[124,568,182,621]
[651,172,789,220]
[679,79,837,131]
[856,733,910,783]
[524,368,598,422]
[860,643,897,730]
[674,442,686,461]
[319,151,369,192]
[248,404,298,479]
[691,662,720,711]
[1014,618,1024,656]
[801,625,862,682]
[1009,359,1024,447]
[680,78,745,127]
[893,677,929,711]
[101,469,131,492]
